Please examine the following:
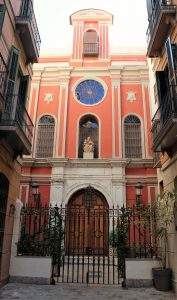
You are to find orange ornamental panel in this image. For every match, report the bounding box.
[30,167,52,176]
[65,76,113,158]
[125,168,157,176]
[36,86,60,119]
[121,84,144,118]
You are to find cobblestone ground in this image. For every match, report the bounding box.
[0,283,176,300]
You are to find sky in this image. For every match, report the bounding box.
[34,0,148,55]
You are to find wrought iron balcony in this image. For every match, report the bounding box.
[83,43,99,57]
[16,0,41,63]
[151,86,177,152]
[0,54,7,112]
[0,95,34,156]
[147,0,176,57]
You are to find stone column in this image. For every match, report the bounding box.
[50,180,64,207]
[112,181,126,208]
[10,199,23,268]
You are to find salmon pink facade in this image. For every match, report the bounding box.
[20,9,157,208]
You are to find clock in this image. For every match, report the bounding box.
[75,80,105,105]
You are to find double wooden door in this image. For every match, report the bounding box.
[66,189,109,256]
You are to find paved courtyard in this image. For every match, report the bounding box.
[0,283,176,300]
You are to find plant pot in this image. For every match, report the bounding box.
[152,268,172,291]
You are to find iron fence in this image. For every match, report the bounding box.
[146,0,176,44]
[0,94,33,144]
[17,203,157,284]
[17,0,41,56]
[152,86,177,145]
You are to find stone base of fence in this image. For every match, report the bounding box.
[125,258,161,288]
[9,256,52,285]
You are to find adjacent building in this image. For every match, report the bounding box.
[20,9,157,213]
[146,0,177,292]
[0,0,40,285]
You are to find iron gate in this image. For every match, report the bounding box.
[17,202,157,285]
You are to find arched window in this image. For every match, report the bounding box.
[83,30,99,57]
[124,115,142,158]
[35,115,55,158]
[78,115,99,158]
[0,173,9,257]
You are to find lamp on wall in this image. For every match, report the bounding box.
[30,182,40,207]
[135,182,143,206]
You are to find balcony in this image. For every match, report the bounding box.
[16,0,41,63]
[147,0,176,57]
[0,54,7,112]
[83,43,99,57]
[151,87,177,152]
[0,95,34,156]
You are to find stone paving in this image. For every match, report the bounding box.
[0,283,176,300]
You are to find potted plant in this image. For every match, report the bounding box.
[152,191,176,291]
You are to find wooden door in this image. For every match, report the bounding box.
[65,189,109,256]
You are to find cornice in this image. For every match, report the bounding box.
[22,158,130,168]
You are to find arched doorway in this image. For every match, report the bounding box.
[66,186,109,256]
[0,173,9,259]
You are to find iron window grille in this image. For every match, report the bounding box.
[36,115,55,158]
[124,115,142,158]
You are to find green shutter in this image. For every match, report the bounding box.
[18,75,29,105]
[0,4,6,35]
[6,47,19,96]
[5,47,19,118]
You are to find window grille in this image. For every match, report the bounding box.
[36,115,55,158]
[78,115,98,158]
[124,115,142,158]
[83,30,99,57]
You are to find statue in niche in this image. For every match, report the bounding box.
[83,137,94,153]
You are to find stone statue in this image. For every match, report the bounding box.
[83,137,94,153]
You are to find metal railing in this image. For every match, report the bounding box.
[83,43,99,56]
[17,0,41,56]
[17,203,157,284]
[0,54,7,110]
[0,94,33,144]
[146,0,176,44]
[152,86,177,143]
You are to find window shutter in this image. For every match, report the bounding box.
[18,75,29,106]
[5,47,19,117]
[165,38,177,110]
[0,4,6,35]
[6,47,19,96]
[155,71,162,105]
[165,38,176,86]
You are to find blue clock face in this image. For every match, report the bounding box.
[75,80,105,105]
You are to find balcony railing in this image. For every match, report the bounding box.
[0,54,7,111]
[16,0,41,62]
[146,0,176,57]
[152,86,177,151]
[0,95,33,155]
[83,43,99,57]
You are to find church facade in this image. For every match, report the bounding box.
[20,9,157,209]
